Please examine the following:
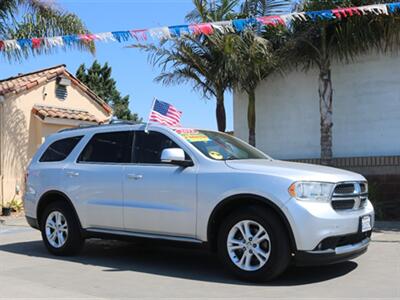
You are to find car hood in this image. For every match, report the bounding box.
[225,159,365,182]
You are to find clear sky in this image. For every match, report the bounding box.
[0,0,233,131]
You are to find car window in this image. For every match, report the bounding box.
[78,131,133,163]
[40,136,83,162]
[174,129,269,161]
[134,131,187,164]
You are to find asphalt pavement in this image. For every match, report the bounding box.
[0,217,399,299]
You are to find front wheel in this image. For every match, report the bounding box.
[40,201,84,256]
[217,206,291,282]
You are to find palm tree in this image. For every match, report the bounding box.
[241,0,302,17]
[1,0,92,61]
[286,0,400,165]
[229,30,278,146]
[186,0,239,23]
[135,33,236,132]
[134,0,239,132]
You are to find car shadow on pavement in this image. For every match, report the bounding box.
[0,239,357,286]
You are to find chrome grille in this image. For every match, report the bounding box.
[331,182,368,210]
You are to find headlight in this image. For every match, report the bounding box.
[288,181,335,202]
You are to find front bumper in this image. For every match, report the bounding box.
[295,231,371,266]
[284,198,374,251]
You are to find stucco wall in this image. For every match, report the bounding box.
[1,79,110,204]
[234,53,400,160]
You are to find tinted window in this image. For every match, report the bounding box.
[78,131,133,163]
[40,136,83,162]
[134,131,185,164]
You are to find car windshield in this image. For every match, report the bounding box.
[174,129,270,161]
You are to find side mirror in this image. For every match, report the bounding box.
[161,148,193,167]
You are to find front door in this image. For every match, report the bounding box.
[123,131,197,237]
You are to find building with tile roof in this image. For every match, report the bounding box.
[0,65,112,207]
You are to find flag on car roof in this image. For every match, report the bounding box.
[148,99,182,127]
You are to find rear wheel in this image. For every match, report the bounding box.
[217,206,291,282]
[40,201,84,256]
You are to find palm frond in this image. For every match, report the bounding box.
[1,0,93,62]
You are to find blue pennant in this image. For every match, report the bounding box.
[62,35,79,45]
[112,31,132,42]
[17,39,32,48]
[306,10,334,21]
[388,2,400,13]
[168,25,190,37]
[232,18,258,32]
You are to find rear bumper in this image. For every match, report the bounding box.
[295,233,371,266]
[25,216,39,230]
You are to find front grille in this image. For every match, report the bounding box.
[331,182,368,211]
[334,183,355,194]
[332,200,355,210]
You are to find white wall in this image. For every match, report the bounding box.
[234,53,400,159]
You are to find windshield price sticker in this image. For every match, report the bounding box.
[176,129,210,142]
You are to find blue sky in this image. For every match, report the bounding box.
[0,0,233,131]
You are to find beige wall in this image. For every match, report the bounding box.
[0,79,110,206]
[234,53,400,159]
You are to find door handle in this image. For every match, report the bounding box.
[127,174,143,180]
[66,171,79,177]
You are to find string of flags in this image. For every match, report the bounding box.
[1,2,400,52]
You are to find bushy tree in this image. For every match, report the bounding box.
[76,61,140,121]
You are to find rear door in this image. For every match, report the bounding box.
[64,130,133,230]
[123,130,197,237]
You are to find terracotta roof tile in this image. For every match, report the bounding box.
[32,105,100,123]
[0,65,112,115]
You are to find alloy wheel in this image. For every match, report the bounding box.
[45,211,68,248]
[227,220,271,271]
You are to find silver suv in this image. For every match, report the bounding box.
[24,123,374,282]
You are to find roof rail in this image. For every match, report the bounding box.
[57,120,143,133]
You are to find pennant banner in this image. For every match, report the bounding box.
[1,1,400,53]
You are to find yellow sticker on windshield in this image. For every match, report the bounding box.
[175,129,210,142]
[209,151,223,160]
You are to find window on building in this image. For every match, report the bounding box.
[78,131,133,163]
[40,136,83,162]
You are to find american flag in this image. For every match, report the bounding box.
[149,99,182,127]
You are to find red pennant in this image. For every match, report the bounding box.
[130,29,147,41]
[257,16,285,26]
[31,38,41,49]
[79,34,96,42]
[190,24,214,35]
[0,41,4,51]
[332,7,361,19]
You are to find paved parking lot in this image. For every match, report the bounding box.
[0,218,399,299]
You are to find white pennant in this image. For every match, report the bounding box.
[45,37,64,47]
[148,27,171,41]
[94,32,116,42]
[211,21,235,33]
[358,4,388,15]
[3,40,21,51]
[281,12,307,23]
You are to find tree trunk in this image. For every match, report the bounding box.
[319,67,333,165]
[216,90,226,132]
[247,89,256,146]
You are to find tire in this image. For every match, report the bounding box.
[40,200,84,256]
[217,206,291,282]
